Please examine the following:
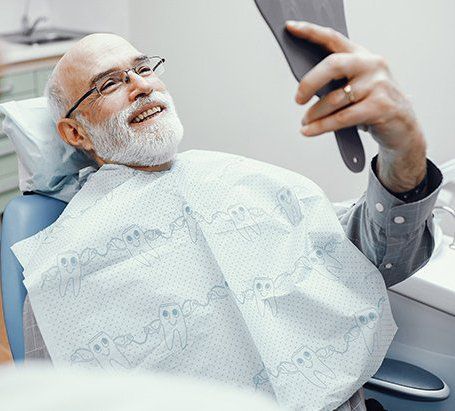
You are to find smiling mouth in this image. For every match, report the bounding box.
[130,106,167,125]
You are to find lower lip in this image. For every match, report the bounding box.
[131,108,167,126]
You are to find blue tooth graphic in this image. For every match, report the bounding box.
[122,224,158,266]
[253,277,278,317]
[182,203,200,243]
[291,346,336,388]
[57,251,82,297]
[159,303,188,351]
[354,308,380,354]
[88,332,131,370]
[277,187,303,226]
[227,204,260,240]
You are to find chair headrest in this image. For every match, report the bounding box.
[0,97,97,202]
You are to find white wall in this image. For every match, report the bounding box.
[0,0,52,33]
[0,0,129,38]
[47,0,130,38]
[346,0,455,176]
[128,0,455,202]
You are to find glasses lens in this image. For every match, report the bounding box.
[135,57,165,77]
[150,57,165,77]
[97,72,124,95]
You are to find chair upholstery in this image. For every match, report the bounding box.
[0,194,66,361]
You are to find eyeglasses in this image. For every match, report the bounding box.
[64,55,166,119]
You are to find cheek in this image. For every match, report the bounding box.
[89,94,128,124]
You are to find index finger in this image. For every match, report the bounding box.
[285,21,357,54]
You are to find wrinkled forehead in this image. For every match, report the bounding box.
[57,34,142,101]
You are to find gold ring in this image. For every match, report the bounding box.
[343,84,356,103]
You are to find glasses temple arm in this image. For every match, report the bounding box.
[65,87,97,119]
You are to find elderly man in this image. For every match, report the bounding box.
[19,21,441,411]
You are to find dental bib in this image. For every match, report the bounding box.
[12,150,397,411]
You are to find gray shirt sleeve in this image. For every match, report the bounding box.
[333,155,443,287]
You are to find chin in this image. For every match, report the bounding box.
[89,109,184,167]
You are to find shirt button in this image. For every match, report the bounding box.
[375,202,384,212]
[393,216,405,224]
[385,263,393,269]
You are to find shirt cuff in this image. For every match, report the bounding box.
[366,154,443,236]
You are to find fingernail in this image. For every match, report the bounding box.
[287,20,306,28]
[295,92,304,103]
[286,20,298,27]
[301,125,310,135]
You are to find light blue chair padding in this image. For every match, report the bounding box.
[1,194,66,361]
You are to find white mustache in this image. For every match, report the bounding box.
[122,92,173,124]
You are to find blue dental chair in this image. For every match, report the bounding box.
[1,193,67,361]
[0,194,450,410]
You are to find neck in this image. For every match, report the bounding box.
[93,152,174,172]
[129,161,173,172]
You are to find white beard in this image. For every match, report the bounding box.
[77,91,184,167]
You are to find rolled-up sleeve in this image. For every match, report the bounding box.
[333,154,443,287]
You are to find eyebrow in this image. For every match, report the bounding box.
[89,54,149,86]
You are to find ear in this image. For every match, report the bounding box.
[56,118,94,152]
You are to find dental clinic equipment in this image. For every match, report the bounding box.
[11,150,396,411]
[438,158,455,209]
[432,205,455,250]
[433,158,455,251]
[254,0,365,173]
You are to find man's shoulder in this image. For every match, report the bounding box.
[64,163,133,205]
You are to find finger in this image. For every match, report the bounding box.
[296,53,369,104]
[285,21,357,54]
[303,78,370,125]
[300,99,374,137]
[359,124,371,132]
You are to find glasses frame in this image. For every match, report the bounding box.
[64,55,166,119]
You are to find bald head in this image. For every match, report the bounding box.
[55,34,139,105]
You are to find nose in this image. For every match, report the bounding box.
[126,71,161,102]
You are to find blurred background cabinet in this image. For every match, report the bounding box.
[0,63,57,213]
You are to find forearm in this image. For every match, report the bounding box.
[376,127,427,192]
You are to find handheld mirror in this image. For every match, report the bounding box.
[254,0,365,172]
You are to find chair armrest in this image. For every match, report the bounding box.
[365,358,450,402]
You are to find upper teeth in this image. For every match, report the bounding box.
[132,106,163,123]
